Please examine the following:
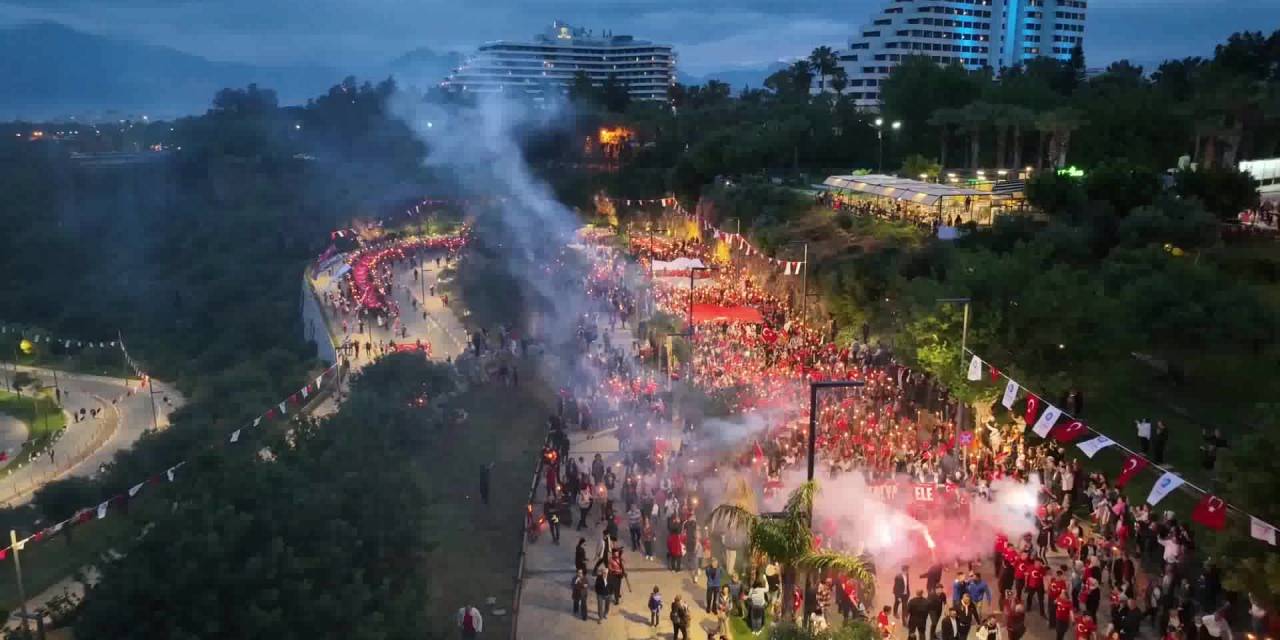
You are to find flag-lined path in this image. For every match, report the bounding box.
[0,366,182,507]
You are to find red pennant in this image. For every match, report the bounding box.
[0,548,6,561]
[1023,396,1041,427]
[1191,494,1227,530]
[1115,455,1149,488]
[1051,419,1088,443]
[31,531,44,544]
[75,510,93,524]
[147,475,162,485]
[289,393,300,405]
[988,365,1000,381]
[265,408,277,420]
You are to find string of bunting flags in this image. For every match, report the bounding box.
[330,196,513,240]
[674,211,808,278]
[1,324,145,378]
[962,348,1278,546]
[0,362,341,560]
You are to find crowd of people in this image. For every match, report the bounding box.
[522,225,1267,640]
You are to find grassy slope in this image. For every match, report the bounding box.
[0,389,66,465]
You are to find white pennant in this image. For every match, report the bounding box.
[1001,380,1019,409]
[128,482,144,497]
[97,501,109,519]
[166,463,181,482]
[1075,435,1114,459]
[301,386,310,399]
[1250,517,1278,545]
[278,401,287,415]
[1146,472,1184,505]
[252,417,261,428]
[1031,405,1061,438]
[50,520,65,534]
[315,374,325,388]
[229,429,241,443]
[966,355,984,381]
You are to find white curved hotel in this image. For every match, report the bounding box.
[834,0,1087,107]
[441,22,676,102]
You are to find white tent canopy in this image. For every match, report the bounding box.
[652,257,707,272]
[820,174,987,207]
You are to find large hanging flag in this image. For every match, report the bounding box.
[1250,518,1278,545]
[1076,435,1114,459]
[1146,472,1184,506]
[1001,380,1020,409]
[1051,419,1089,443]
[1031,405,1062,438]
[1191,495,1227,530]
[1115,455,1148,488]
[1023,396,1041,427]
[966,355,984,381]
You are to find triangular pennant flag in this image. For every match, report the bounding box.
[265,408,277,420]
[1116,455,1149,488]
[50,520,65,534]
[966,355,984,381]
[128,482,145,497]
[1001,380,1020,409]
[1031,404,1062,438]
[97,501,109,519]
[75,509,92,524]
[252,417,261,428]
[229,429,241,443]
[278,401,287,415]
[315,374,325,388]
[1050,419,1088,443]
[1076,435,1114,459]
[166,462,183,482]
[1250,517,1278,545]
[301,386,310,399]
[0,548,6,561]
[1146,472,1184,505]
[1191,495,1228,530]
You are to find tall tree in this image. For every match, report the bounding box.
[808,46,840,93]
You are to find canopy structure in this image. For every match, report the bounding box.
[652,257,707,272]
[690,304,764,324]
[819,174,987,207]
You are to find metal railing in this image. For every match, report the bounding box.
[509,432,549,640]
[0,396,119,507]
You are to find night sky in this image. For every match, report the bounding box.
[1,0,1275,76]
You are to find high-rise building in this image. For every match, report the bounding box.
[833,0,1087,107]
[441,21,676,102]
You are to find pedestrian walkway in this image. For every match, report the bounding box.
[0,366,182,506]
[516,426,723,640]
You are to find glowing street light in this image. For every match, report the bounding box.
[872,118,902,172]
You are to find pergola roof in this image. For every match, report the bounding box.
[820,174,988,206]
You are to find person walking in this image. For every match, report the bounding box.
[648,586,663,627]
[572,569,589,621]
[705,559,723,612]
[594,567,611,623]
[456,605,483,638]
[748,580,769,632]
[627,504,643,551]
[574,538,588,574]
[671,594,691,640]
[955,593,979,639]
[667,529,685,571]
[895,565,912,621]
[641,517,656,560]
[907,589,932,640]
[939,607,962,640]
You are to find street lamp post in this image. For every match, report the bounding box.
[804,379,866,626]
[874,118,902,173]
[785,242,810,323]
[936,297,971,369]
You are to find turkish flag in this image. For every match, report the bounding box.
[1057,531,1078,549]
[989,365,1001,382]
[1024,396,1041,427]
[1115,455,1148,488]
[1051,419,1089,443]
[1192,494,1228,530]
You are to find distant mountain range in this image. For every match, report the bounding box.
[678,62,789,92]
[0,22,464,121]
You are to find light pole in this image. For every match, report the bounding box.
[785,242,810,323]
[936,297,971,369]
[874,117,902,173]
[804,380,866,626]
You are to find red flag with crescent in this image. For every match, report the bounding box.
[1115,455,1148,488]
[1023,396,1041,427]
[1051,419,1089,443]
[1191,494,1227,530]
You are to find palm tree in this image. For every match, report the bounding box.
[1007,106,1035,170]
[829,67,850,97]
[989,104,1012,170]
[1035,107,1087,169]
[710,480,876,619]
[809,46,840,93]
[927,107,963,170]
[959,102,994,169]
